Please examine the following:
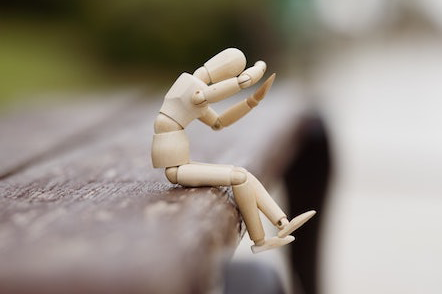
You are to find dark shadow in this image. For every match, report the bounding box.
[284,114,332,294]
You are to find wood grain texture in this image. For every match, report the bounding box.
[0,81,306,293]
[0,91,139,179]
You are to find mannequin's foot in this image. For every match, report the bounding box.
[251,235,295,254]
[277,210,316,238]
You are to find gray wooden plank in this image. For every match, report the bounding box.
[0,81,306,293]
[0,98,241,293]
[0,91,140,179]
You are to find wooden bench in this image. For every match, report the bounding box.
[0,82,330,293]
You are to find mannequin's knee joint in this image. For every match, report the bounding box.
[231,167,248,185]
[165,167,178,184]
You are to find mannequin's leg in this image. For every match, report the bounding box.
[247,172,287,226]
[245,173,317,238]
[172,163,266,244]
[231,178,265,244]
[168,163,296,253]
[175,163,243,186]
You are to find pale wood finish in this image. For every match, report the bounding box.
[251,236,295,254]
[232,179,265,242]
[238,60,266,88]
[218,99,252,127]
[202,77,242,103]
[151,48,315,253]
[278,211,317,238]
[218,73,276,128]
[151,130,190,168]
[202,48,246,83]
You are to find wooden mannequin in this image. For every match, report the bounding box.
[151,48,315,253]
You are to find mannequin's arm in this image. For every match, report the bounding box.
[198,73,275,130]
[192,61,267,105]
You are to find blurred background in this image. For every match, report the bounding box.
[1,0,442,293]
[0,0,290,111]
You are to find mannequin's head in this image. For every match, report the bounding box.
[193,48,246,84]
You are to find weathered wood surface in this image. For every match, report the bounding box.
[0,82,306,293]
[0,91,138,179]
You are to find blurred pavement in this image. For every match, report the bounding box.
[315,31,442,293]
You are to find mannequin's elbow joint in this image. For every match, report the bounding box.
[211,119,224,131]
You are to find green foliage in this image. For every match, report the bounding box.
[79,0,278,69]
[0,0,305,108]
